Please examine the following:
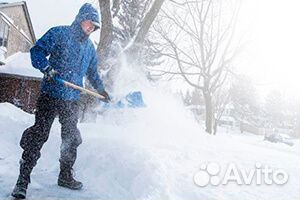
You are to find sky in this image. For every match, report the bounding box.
[24,0,94,37]
[236,0,300,99]
[4,0,300,99]
[16,0,101,42]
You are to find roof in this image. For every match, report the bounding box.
[0,52,43,78]
[0,72,42,81]
[0,1,36,42]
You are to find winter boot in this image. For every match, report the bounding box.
[11,175,30,199]
[58,169,83,190]
[12,159,32,199]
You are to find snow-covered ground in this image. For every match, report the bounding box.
[0,88,299,200]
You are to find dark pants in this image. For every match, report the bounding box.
[18,93,82,183]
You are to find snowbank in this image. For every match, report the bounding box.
[0,52,43,78]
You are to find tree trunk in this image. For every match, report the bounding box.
[97,0,113,69]
[213,118,217,135]
[204,91,213,134]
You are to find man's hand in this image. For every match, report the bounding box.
[99,90,111,103]
[43,66,59,81]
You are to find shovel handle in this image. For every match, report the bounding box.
[56,78,105,100]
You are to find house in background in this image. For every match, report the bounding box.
[0,1,35,64]
[0,1,39,113]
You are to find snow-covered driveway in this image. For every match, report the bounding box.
[0,102,299,200]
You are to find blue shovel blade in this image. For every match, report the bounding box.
[125,91,146,108]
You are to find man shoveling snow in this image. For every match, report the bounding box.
[12,3,110,199]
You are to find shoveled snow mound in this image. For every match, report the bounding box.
[0,52,43,78]
[0,88,299,199]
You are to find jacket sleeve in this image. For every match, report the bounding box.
[87,53,105,93]
[30,28,58,72]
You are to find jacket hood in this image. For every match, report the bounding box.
[74,3,100,27]
[71,3,100,41]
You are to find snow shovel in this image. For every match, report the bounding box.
[55,77,146,107]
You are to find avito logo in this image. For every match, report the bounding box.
[194,162,289,187]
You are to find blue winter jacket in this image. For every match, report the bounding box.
[30,3,104,100]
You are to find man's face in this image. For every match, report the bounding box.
[81,20,96,36]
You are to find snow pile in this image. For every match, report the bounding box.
[0,52,43,78]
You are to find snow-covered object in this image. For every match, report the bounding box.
[264,133,294,146]
[0,52,43,78]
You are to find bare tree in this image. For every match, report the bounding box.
[230,75,261,127]
[213,86,230,135]
[97,0,166,86]
[131,0,165,48]
[152,0,240,134]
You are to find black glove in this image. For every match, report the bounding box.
[43,66,59,81]
[99,90,111,103]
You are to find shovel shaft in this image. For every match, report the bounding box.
[57,78,105,100]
